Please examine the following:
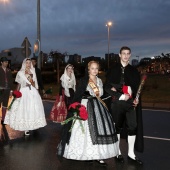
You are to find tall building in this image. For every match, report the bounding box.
[139,58,151,65]
[68,54,81,64]
[132,59,139,66]
[82,56,101,65]
[105,53,120,65]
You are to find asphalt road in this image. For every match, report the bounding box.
[0,101,170,170]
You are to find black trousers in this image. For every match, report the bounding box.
[0,89,10,107]
[111,100,137,135]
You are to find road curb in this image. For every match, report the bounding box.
[42,96,170,111]
[142,102,170,110]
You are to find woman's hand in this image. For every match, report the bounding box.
[9,90,13,98]
[31,81,35,87]
[111,87,116,91]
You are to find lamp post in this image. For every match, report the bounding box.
[0,0,9,3]
[106,21,112,69]
[37,0,41,69]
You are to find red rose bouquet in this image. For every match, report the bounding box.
[61,102,88,133]
[8,90,22,110]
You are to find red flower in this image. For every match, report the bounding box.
[13,90,22,98]
[79,106,88,120]
[68,102,80,110]
[62,102,88,133]
[8,90,22,110]
[69,102,88,120]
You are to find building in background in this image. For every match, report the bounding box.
[68,54,81,64]
[105,53,120,67]
[82,56,101,65]
[132,59,139,66]
[0,47,31,70]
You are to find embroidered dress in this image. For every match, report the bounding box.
[4,58,47,131]
[50,65,76,122]
[50,91,67,123]
[62,77,118,160]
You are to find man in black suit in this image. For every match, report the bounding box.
[31,57,45,95]
[104,46,143,165]
[0,57,13,124]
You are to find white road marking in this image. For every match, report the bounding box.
[144,136,170,141]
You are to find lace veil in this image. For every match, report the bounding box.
[60,64,76,97]
[15,58,38,89]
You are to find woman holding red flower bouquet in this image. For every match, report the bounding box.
[4,58,47,135]
[57,61,118,166]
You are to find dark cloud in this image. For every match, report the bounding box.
[0,0,170,60]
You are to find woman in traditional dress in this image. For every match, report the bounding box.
[57,61,118,166]
[50,64,76,122]
[4,58,47,135]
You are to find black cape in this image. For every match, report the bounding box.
[104,63,144,153]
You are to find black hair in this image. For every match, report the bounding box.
[120,46,131,54]
[31,57,37,61]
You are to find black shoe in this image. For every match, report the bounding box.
[115,155,124,163]
[1,120,5,125]
[95,160,107,166]
[127,156,143,165]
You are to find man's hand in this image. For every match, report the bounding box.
[133,98,139,107]
[124,94,130,101]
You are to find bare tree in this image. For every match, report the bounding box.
[49,50,65,84]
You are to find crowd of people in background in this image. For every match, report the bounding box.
[0,46,143,166]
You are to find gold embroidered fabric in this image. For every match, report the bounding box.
[88,79,108,110]
[88,79,99,97]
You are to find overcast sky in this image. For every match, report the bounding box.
[0,0,170,60]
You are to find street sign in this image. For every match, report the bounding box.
[21,37,31,47]
[21,37,32,58]
[21,47,31,57]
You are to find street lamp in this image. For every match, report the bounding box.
[0,0,9,3]
[37,0,41,69]
[106,21,112,69]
